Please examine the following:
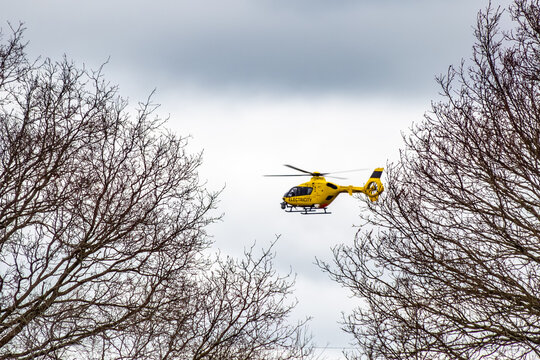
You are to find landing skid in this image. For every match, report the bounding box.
[283,205,331,215]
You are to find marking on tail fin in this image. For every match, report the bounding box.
[370,170,383,178]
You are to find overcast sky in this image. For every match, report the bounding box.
[1,1,514,358]
[3,0,500,97]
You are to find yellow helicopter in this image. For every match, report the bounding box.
[265,165,384,214]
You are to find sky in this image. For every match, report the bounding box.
[1,0,513,358]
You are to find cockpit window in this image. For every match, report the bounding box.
[284,186,313,197]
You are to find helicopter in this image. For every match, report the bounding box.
[265,165,384,214]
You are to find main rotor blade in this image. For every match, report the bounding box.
[324,175,347,180]
[266,165,368,179]
[327,168,369,175]
[263,174,311,177]
[283,164,313,175]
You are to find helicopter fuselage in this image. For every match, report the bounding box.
[281,174,375,209]
[266,166,384,214]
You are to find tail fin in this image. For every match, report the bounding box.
[364,168,384,202]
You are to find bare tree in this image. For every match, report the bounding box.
[0,24,311,360]
[188,243,311,360]
[319,1,540,359]
[68,241,312,360]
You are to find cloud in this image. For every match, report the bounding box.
[1,0,507,98]
[127,0,481,96]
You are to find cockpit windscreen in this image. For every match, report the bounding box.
[284,186,313,197]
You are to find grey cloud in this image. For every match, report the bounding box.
[1,0,511,97]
